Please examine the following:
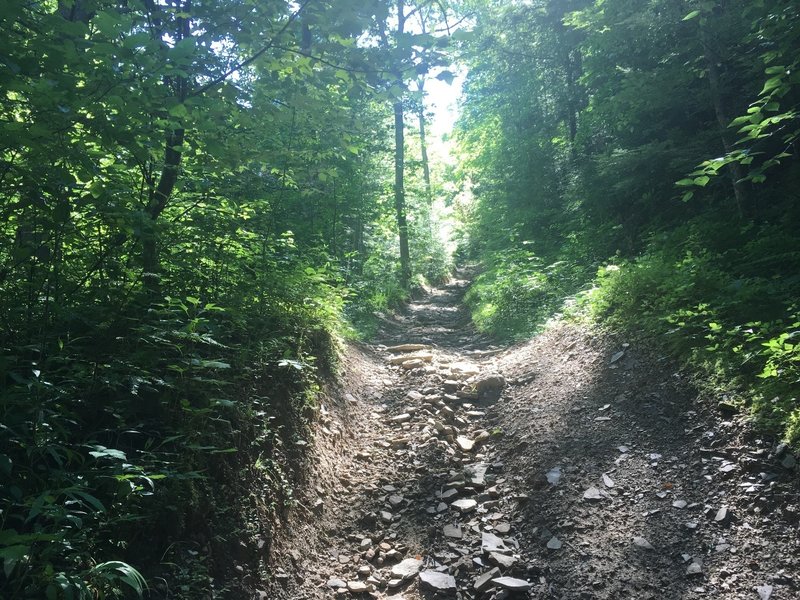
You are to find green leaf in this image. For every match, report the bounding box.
[761,76,784,95]
[0,545,29,578]
[91,562,148,597]
[70,490,106,513]
[193,360,231,369]
[89,445,127,461]
[682,10,700,21]
[693,176,710,187]
[168,103,189,119]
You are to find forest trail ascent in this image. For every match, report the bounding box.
[268,273,799,600]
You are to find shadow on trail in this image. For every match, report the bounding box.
[493,329,713,599]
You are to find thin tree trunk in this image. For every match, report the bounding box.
[141,1,190,295]
[393,0,411,288]
[702,32,746,217]
[394,99,411,288]
[331,178,338,257]
[417,87,433,206]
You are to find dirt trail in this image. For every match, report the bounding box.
[266,274,799,600]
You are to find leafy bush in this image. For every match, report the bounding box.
[574,217,800,446]
[465,249,586,340]
[0,244,345,598]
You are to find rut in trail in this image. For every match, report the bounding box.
[267,274,800,600]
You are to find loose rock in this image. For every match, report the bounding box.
[419,570,457,594]
[492,576,532,592]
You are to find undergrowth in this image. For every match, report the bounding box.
[464,248,588,340]
[0,254,342,599]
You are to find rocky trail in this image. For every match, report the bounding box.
[266,274,800,600]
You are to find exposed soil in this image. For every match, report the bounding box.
[261,274,799,600]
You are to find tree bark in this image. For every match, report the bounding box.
[417,82,433,206]
[394,99,411,288]
[141,1,190,295]
[702,29,746,217]
[393,0,411,288]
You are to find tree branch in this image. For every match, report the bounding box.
[192,0,315,97]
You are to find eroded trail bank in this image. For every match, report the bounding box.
[265,275,799,600]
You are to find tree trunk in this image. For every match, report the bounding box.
[393,0,411,288]
[417,83,433,206]
[140,1,190,296]
[394,99,411,288]
[142,126,184,295]
[702,29,746,217]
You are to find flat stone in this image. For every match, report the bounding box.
[489,552,517,569]
[686,560,703,576]
[388,495,404,507]
[632,536,655,551]
[583,486,603,501]
[438,488,458,500]
[391,558,423,580]
[387,343,429,353]
[347,581,368,593]
[494,522,511,534]
[456,436,475,452]
[388,413,411,423]
[451,498,478,514]
[465,463,489,487]
[450,362,480,377]
[757,584,774,600]
[546,536,562,550]
[444,524,463,539]
[491,576,532,592]
[609,349,625,364]
[419,570,457,593]
[546,467,562,485]
[401,359,426,370]
[398,352,433,364]
[474,567,501,592]
[380,511,394,523]
[672,500,688,509]
[714,506,733,524]
[327,578,346,589]
[482,531,510,554]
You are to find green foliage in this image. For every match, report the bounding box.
[465,249,586,340]
[573,214,800,445]
[681,0,800,187]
